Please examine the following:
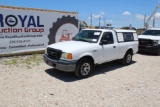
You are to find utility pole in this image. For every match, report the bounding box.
[144,14,146,29]
[104,17,106,26]
[90,14,92,28]
[99,16,101,28]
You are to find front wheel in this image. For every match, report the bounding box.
[74,58,93,79]
[156,51,160,56]
[121,52,132,65]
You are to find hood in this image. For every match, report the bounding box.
[138,35,160,40]
[47,41,97,52]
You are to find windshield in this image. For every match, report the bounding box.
[142,30,160,36]
[73,30,101,43]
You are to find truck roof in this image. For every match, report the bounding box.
[83,28,136,33]
[0,5,78,14]
[147,28,160,30]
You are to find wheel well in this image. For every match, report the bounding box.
[78,56,94,65]
[127,48,133,55]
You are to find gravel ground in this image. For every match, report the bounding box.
[0,53,160,107]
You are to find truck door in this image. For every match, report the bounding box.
[99,32,119,62]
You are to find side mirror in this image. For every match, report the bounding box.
[99,40,108,45]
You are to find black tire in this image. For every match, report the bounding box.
[156,51,160,56]
[48,15,78,45]
[121,52,132,65]
[75,58,93,79]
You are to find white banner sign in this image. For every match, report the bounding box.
[0,6,79,54]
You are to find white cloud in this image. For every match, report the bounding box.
[123,11,131,15]
[88,17,91,20]
[94,15,103,18]
[155,12,160,19]
[100,11,105,15]
[155,13,160,24]
[88,13,104,20]
[91,14,95,17]
[106,20,113,23]
[100,20,104,24]
[136,14,145,20]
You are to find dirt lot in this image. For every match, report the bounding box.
[0,53,160,107]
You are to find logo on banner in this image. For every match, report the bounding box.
[48,15,78,45]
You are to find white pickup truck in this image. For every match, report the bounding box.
[44,29,138,78]
[138,28,160,55]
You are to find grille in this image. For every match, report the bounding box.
[47,48,62,60]
[138,39,153,46]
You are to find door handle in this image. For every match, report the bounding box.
[113,46,116,48]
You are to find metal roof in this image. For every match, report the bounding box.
[0,5,78,14]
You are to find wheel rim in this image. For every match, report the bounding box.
[126,54,132,63]
[80,63,91,76]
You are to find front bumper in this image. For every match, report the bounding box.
[138,45,160,54]
[43,54,77,72]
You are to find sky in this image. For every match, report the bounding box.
[0,0,160,28]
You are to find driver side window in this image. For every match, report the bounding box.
[101,32,114,44]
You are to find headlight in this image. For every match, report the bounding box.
[153,40,159,46]
[61,53,73,59]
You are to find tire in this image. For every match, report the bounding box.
[75,58,93,79]
[156,51,160,56]
[121,52,132,65]
[48,15,78,45]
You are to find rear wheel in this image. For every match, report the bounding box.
[75,58,93,79]
[122,52,132,65]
